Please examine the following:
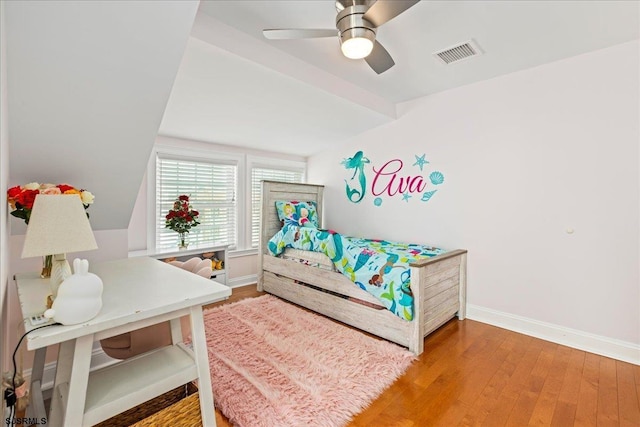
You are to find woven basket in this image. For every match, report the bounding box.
[130,393,202,427]
[95,383,197,427]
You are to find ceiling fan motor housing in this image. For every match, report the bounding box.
[336,4,376,56]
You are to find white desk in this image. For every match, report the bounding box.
[15,257,231,427]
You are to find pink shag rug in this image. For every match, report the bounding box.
[203,294,415,427]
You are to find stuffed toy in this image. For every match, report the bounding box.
[44,259,103,325]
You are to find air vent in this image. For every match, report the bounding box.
[433,40,482,65]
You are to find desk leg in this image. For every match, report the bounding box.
[190,306,216,427]
[26,347,46,420]
[48,335,93,427]
[169,318,183,345]
[48,340,73,426]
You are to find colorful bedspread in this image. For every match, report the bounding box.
[267,225,445,321]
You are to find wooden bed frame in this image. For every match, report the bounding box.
[258,181,467,355]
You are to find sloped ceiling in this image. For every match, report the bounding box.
[158,36,394,156]
[158,0,639,155]
[6,0,199,231]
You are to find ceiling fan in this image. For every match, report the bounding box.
[262,0,420,74]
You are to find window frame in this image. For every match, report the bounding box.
[148,145,243,252]
[246,155,306,250]
[147,146,306,255]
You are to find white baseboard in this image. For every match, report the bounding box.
[227,274,257,289]
[466,304,640,365]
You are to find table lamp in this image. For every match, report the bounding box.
[21,194,98,298]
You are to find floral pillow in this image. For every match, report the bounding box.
[275,200,319,228]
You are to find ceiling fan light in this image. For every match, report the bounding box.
[341,36,374,59]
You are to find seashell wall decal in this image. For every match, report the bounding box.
[421,190,438,202]
[429,171,444,185]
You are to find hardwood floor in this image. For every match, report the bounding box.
[346,322,637,426]
[206,285,640,426]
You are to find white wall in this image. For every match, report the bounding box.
[308,40,640,362]
[128,172,148,252]
[1,0,10,375]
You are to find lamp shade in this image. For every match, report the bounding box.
[22,194,98,258]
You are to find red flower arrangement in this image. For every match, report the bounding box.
[7,182,95,224]
[7,182,95,278]
[165,195,200,247]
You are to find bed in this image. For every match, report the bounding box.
[258,181,467,355]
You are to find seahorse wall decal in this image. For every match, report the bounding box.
[341,151,370,203]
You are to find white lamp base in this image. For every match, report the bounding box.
[50,253,72,299]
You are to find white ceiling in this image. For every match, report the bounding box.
[159,0,639,156]
[6,1,199,230]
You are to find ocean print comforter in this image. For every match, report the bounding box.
[267,225,445,321]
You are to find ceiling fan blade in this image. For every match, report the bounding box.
[363,0,420,27]
[263,29,337,40]
[365,40,395,74]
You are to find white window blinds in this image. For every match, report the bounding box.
[250,167,303,247]
[156,157,237,249]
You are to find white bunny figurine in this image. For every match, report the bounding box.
[44,258,103,325]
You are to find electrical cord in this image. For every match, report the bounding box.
[5,322,60,427]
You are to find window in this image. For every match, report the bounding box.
[156,156,237,249]
[250,166,304,248]
[149,142,306,254]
